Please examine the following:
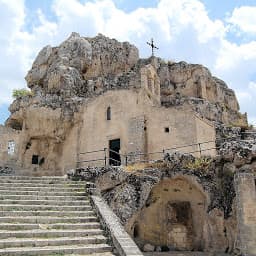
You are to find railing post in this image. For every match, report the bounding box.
[198,143,202,157]
[125,155,128,166]
[104,148,107,167]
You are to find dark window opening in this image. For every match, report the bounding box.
[165,127,170,133]
[241,127,246,140]
[107,106,111,120]
[144,127,147,131]
[32,155,39,165]
[9,119,23,131]
[39,157,45,166]
[26,142,31,150]
[133,224,140,238]
[109,139,121,166]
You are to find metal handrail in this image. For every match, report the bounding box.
[77,135,243,167]
[79,148,106,155]
[164,140,215,152]
[77,158,106,163]
[126,150,163,157]
[108,148,125,157]
[108,157,121,165]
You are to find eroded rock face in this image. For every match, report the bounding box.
[12,32,245,126]
[70,140,256,254]
[25,32,139,98]
[5,32,248,173]
[158,60,246,126]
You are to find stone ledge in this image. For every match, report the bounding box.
[91,195,143,256]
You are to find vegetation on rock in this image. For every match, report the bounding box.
[12,88,32,99]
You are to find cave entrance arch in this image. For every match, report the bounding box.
[131,176,207,251]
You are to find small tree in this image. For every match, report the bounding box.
[12,88,32,99]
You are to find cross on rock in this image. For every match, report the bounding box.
[147,38,159,57]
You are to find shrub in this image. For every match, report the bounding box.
[184,157,212,170]
[12,88,32,99]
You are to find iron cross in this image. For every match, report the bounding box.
[147,38,159,56]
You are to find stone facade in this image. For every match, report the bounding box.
[78,88,216,168]
[0,125,20,166]
[0,33,247,175]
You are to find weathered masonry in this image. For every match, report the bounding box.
[0,125,20,166]
[78,85,216,167]
[1,33,247,175]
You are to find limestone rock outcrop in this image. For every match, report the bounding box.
[157,60,246,126]
[70,139,256,254]
[4,32,248,172]
[25,32,139,98]
[8,32,246,127]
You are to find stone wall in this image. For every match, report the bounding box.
[0,125,20,166]
[2,33,248,174]
[78,89,216,168]
[70,139,256,254]
[234,172,256,255]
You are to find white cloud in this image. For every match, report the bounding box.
[0,0,27,104]
[248,81,256,90]
[0,0,255,125]
[227,6,256,34]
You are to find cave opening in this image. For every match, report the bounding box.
[130,177,206,252]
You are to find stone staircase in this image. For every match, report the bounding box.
[0,176,114,255]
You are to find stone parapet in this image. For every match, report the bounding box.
[234,172,256,255]
[91,194,143,256]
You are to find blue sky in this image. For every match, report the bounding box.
[0,0,256,125]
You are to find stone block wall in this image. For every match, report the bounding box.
[234,172,256,255]
[0,125,21,166]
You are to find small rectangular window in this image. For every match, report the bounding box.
[165,127,170,133]
[32,155,39,165]
[107,106,111,120]
[7,141,15,155]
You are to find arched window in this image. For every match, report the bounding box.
[107,106,111,120]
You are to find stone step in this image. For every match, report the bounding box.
[0,235,106,249]
[0,204,90,210]
[0,199,89,206]
[0,195,87,201]
[0,216,98,224]
[0,176,68,180]
[0,186,85,192]
[0,186,84,192]
[64,253,114,256]
[0,176,113,255]
[0,222,101,231]
[0,210,95,217]
[144,252,229,256]
[0,179,85,184]
[0,243,112,255]
[0,229,104,239]
[0,182,84,188]
[0,190,87,196]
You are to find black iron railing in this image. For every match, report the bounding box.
[77,134,255,168]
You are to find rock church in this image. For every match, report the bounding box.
[0,33,246,175]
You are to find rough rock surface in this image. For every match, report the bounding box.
[25,32,139,100]
[0,166,14,176]
[69,140,256,254]
[8,32,246,127]
[4,32,248,172]
[157,60,247,126]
